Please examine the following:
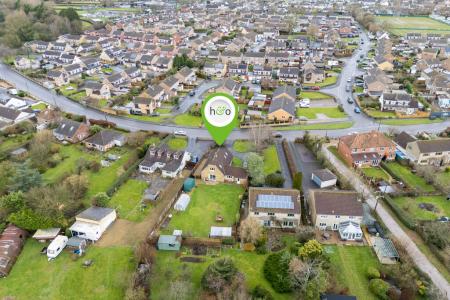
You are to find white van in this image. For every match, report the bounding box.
[299,98,310,108]
[47,235,68,261]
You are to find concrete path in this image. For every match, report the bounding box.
[322,144,450,297]
[275,141,292,188]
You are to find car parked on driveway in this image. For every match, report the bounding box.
[347,97,354,104]
[354,107,361,113]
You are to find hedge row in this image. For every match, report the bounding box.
[382,195,417,230]
[281,139,298,179]
[106,157,143,197]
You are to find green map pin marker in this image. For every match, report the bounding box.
[202,92,238,145]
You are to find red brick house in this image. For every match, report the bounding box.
[337,131,396,167]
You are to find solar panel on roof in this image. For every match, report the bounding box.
[256,194,294,209]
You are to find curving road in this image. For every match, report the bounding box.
[0,31,448,140]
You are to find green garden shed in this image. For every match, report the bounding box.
[157,235,181,251]
[183,178,195,192]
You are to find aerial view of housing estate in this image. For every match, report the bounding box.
[0,0,450,299]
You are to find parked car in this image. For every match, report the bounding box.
[174,130,187,136]
[302,86,311,90]
[299,98,310,108]
[437,216,449,222]
[311,86,320,90]
[189,90,196,96]
[272,132,282,138]
[354,107,361,113]
[347,97,354,104]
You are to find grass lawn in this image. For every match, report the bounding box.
[380,118,443,126]
[375,16,450,35]
[156,108,172,114]
[0,240,134,300]
[233,140,256,153]
[31,102,47,110]
[296,107,347,119]
[150,249,291,300]
[277,121,353,131]
[299,91,333,100]
[127,114,170,123]
[303,76,338,87]
[69,91,87,102]
[263,145,281,175]
[328,146,348,166]
[145,136,161,147]
[167,137,188,151]
[163,184,244,237]
[0,133,33,155]
[361,167,390,181]
[383,162,435,193]
[393,196,450,221]
[326,245,380,300]
[108,179,149,222]
[173,114,202,127]
[365,110,396,119]
[85,151,130,202]
[43,145,95,183]
[436,171,450,191]
[59,83,78,96]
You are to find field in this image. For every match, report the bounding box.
[263,145,281,175]
[150,249,291,300]
[162,184,244,237]
[0,240,134,300]
[166,137,188,151]
[361,167,390,181]
[392,196,450,221]
[108,179,149,222]
[296,107,347,119]
[375,16,450,36]
[326,245,380,300]
[383,162,435,193]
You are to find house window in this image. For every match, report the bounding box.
[436,152,442,155]
[321,215,327,218]
[254,212,259,215]
[335,215,340,218]
[319,223,326,227]
[423,153,429,157]
[210,167,215,171]
[263,220,271,226]
[349,216,354,219]
[287,213,294,217]
[268,212,275,216]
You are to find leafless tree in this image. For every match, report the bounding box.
[289,257,323,292]
[249,123,272,151]
[240,217,263,244]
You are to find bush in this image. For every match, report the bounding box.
[295,226,315,243]
[201,258,238,293]
[251,285,274,300]
[8,208,62,231]
[265,173,285,187]
[263,251,292,293]
[420,222,450,250]
[369,279,390,300]
[92,192,110,207]
[221,238,235,245]
[367,267,381,279]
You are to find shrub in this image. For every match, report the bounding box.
[221,238,235,245]
[201,258,238,293]
[92,192,110,207]
[421,222,450,250]
[367,267,380,279]
[263,251,292,293]
[298,239,323,259]
[251,285,274,300]
[295,226,315,243]
[265,172,285,187]
[369,279,390,300]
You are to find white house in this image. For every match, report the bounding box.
[139,146,190,178]
[69,207,117,241]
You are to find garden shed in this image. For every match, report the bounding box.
[0,224,27,277]
[157,235,181,251]
[174,193,191,211]
[32,228,61,242]
[183,178,195,192]
[209,226,232,238]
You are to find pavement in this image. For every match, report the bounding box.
[275,141,292,188]
[322,144,450,297]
